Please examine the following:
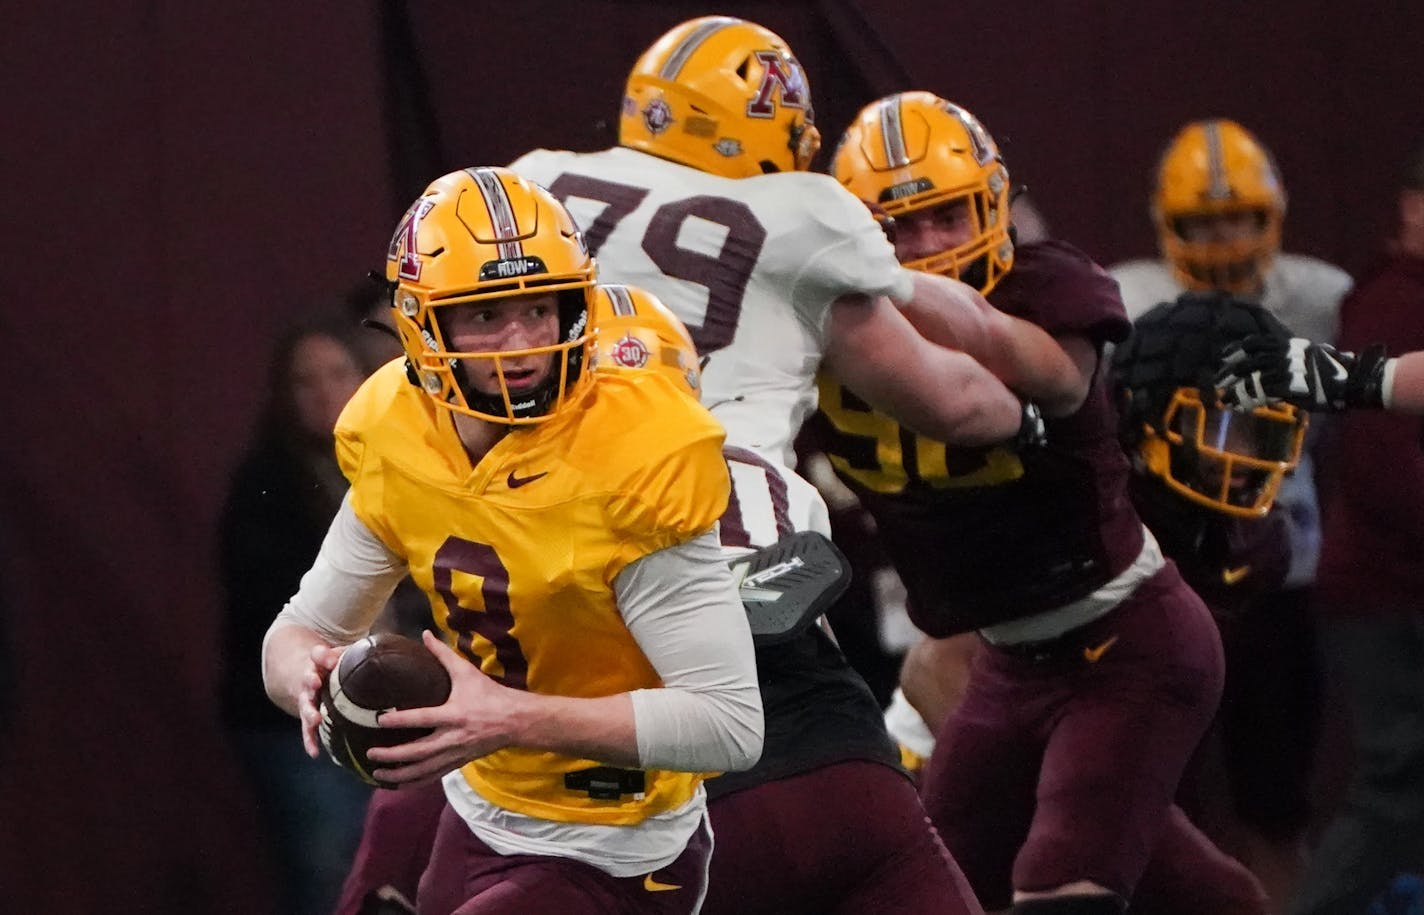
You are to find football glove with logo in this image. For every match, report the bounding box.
[1216,335,1392,412]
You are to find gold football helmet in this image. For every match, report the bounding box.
[1138,389,1305,518]
[385,167,596,424]
[1111,290,1307,518]
[588,284,702,398]
[1153,119,1287,294]
[832,91,1013,294]
[620,16,820,178]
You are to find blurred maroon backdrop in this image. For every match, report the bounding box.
[3,2,1420,910]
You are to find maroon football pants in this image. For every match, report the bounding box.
[417,803,713,915]
[334,782,446,915]
[921,563,1265,912]
[703,759,984,915]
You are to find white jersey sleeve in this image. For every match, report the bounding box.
[617,529,763,773]
[1107,258,1185,321]
[767,171,914,313]
[1261,254,1351,344]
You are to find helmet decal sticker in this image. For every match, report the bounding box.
[714,138,743,157]
[942,102,995,167]
[747,52,808,117]
[642,98,674,135]
[388,197,436,281]
[611,334,651,368]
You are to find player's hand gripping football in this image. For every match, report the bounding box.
[299,642,345,758]
[364,630,518,785]
[1216,334,1390,412]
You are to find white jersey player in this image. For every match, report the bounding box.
[1108,119,1352,588]
[510,16,1070,546]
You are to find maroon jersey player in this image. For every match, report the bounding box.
[816,92,1269,914]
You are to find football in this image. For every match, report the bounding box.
[318,632,452,787]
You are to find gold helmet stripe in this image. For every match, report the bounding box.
[604,284,637,315]
[1204,120,1231,201]
[465,167,525,260]
[659,16,740,80]
[878,96,910,168]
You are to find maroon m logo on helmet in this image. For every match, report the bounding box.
[746,51,808,118]
[388,197,436,281]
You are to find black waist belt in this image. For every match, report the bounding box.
[564,766,647,800]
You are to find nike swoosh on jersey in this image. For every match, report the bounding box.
[507,470,548,489]
[1221,564,1251,585]
[1082,635,1119,663]
[643,874,681,893]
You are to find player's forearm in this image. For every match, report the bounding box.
[827,294,1025,445]
[1386,351,1424,414]
[902,272,1090,417]
[629,681,764,771]
[502,691,641,768]
[975,318,1093,417]
[499,684,763,773]
[896,270,994,354]
[261,620,335,717]
[897,359,1025,445]
[612,533,765,771]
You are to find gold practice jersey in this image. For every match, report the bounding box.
[334,360,729,825]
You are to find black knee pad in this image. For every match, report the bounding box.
[1012,894,1126,915]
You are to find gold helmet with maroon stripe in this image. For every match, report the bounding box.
[385,167,595,423]
[833,91,1014,294]
[588,284,702,398]
[621,16,820,178]
[1152,119,1287,294]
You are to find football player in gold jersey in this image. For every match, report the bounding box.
[262,167,762,915]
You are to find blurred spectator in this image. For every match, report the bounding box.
[217,318,373,915]
[1287,141,1424,915]
[1109,120,1350,903]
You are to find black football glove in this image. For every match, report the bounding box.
[1015,400,1047,450]
[1216,335,1390,412]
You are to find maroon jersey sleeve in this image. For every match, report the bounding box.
[989,240,1131,344]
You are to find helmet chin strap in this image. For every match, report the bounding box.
[360,317,402,342]
[358,317,424,388]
